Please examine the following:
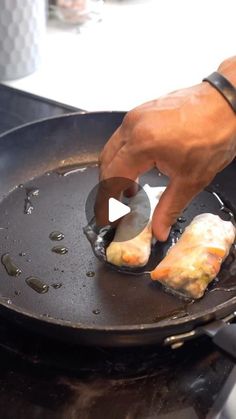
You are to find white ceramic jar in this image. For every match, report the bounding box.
[0,0,46,81]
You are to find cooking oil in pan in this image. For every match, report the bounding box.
[1,253,21,276]
[177,217,186,223]
[57,166,87,176]
[1,297,12,305]
[55,162,98,177]
[49,231,65,241]
[25,277,49,294]
[24,187,39,215]
[86,271,95,277]
[92,309,100,315]
[52,245,68,255]
[51,283,62,289]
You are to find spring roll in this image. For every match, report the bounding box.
[151,213,236,299]
[106,185,165,267]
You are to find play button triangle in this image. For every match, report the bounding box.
[108,197,131,223]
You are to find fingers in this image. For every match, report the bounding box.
[152,177,206,241]
[123,177,139,198]
[95,149,141,226]
[99,127,125,177]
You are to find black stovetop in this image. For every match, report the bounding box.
[0,84,235,419]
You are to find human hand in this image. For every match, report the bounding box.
[96,59,236,241]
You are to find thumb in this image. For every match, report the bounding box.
[152,178,204,241]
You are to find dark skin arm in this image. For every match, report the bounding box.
[96,57,236,241]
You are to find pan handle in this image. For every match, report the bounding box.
[164,314,236,359]
[202,320,236,358]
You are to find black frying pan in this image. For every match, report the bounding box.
[0,112,236,355]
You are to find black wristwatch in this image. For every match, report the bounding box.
[203,71,236,113]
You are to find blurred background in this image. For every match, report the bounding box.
[1,0,236,111]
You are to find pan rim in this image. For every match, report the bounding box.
[1,295,236,332]
[0,111,126,141]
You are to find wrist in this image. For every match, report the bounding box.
[218,56,236,86]
[200,76,236,141]
[201,56,236,121]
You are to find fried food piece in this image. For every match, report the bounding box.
[106,185,165,267]
[151,213,236,299]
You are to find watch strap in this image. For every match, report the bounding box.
[203,71,236,113]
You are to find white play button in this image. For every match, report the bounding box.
[108,197,131,223]
[85,177,152,241]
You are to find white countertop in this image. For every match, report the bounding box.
[4,0,236,111]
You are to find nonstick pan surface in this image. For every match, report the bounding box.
[0,112,236,347]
